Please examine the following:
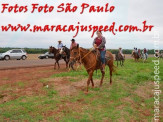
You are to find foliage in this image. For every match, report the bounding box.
[0,47,161,54]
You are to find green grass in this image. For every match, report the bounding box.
[16,81,25,88]
[51,68,88,78]
[0,57,162,121]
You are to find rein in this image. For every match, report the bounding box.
[78,47,97,70]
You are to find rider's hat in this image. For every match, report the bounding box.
[71,39,75,42]
[58,40,62,42]
[119,47,122,49]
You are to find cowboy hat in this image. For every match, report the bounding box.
[58,40,62,42]
[71,39,75,42]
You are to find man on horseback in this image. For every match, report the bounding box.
[135,48,138,54]
[143,48,148,59]
[119,47,124,57]
[93,31,106,72]
[57,40,65,59]
[70,39,77,49]
[138,49,141,58]
[115,47,125,66]
[57,40,63,50]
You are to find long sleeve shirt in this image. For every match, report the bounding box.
[93,36,106,51]
[70,42,77,49]
[58,43,63,49]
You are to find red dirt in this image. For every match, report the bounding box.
[0,65,67,103]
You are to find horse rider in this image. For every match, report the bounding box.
[133,47,135,51]
[154,50,159,58]
[57,40,64,58]
[138,49,141,57]
[119,47,124,57]
[70,39,78,50]
[93,31,106,72]
[57,40,63,50]
[143,48,148,58]
[135,48,138,54]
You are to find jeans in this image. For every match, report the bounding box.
[100,50,106,64]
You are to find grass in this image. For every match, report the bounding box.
[0,57,162,121]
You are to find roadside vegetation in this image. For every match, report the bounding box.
[0,47,160,54]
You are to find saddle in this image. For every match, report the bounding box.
[92,49,110,65]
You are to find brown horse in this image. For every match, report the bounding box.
[132,51,140,61]
[70,45,115,92]
[115,52,125,67]
[49,46,69,69]
[49,46,61,69]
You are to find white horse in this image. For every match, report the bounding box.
[142,51,148,62]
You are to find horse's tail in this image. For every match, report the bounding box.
[107,59,116,73]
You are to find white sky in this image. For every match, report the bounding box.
[0,0,162,49]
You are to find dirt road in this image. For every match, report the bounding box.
[0,59,64,70]
[0,54,154,70]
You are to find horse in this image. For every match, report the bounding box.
[160,52,163,59]
[115,52,125,67]
[59,46,81,70]
[59,46,70,69]
[70,45,115,92]
[142,52,148,62]
[49,46,69,69]
[131,51,140,61]
[68,57,82,70]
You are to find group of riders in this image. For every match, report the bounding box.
[52,31,161,92]
[132,47,148,60]
[55,30,151,71]
[57,31,107,71]
[57,39,78,50]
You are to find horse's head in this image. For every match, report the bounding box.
[70,44,80,63]
[131,51,135,56]
[49,46,54,53]
[59,45,67,55]
[49,46,58,54]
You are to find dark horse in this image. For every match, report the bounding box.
[59,46,70,68]
[60,45,81,70]
[132,51,140,62]
[115,52,125,67]
[49,46,69,69]
[70,45,115,92]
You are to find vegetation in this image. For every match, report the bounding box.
[0,47,161,54]
[0,58,163,121]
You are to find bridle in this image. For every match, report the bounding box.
[70,47,97,70]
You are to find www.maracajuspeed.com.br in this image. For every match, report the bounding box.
[1,21,154,38]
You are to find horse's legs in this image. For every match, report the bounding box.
[66,61,68,68]
[54,61,57,69]
[121,60,124,66]
[108,61,113,85]
[99,68,105,87]
[63,58,67,68]
[57,61,60,69]
[122,60,124,66]
[86,71,93,92]
[117,61,118,67]
[91,78,94,88]
[72,62,75,70]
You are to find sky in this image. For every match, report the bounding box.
[0,0,162,49]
